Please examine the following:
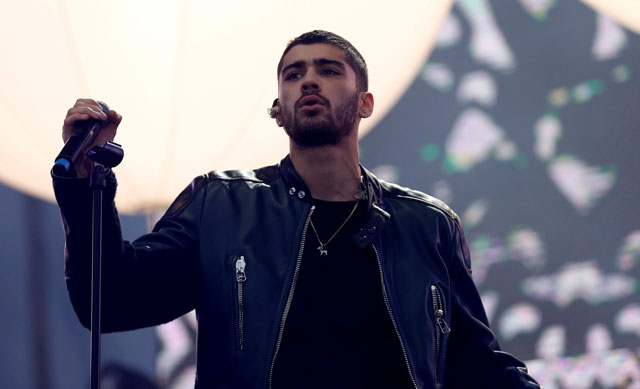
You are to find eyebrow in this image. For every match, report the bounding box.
[281,58,346,76]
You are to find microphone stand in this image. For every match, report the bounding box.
[87,141,124,389]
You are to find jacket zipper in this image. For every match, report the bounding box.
[268,205,315,388]
[235,255,247,351]
[430,284,450,384]
[373,246,418,389]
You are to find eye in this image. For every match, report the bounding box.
[321,68,339,76]
[285,72,302,81]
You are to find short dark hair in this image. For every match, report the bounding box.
[277,30,368,92]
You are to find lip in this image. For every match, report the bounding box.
[298,95,325,108]
[299,103,324,111]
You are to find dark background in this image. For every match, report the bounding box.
[1,1,638,388]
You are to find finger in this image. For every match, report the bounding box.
[102,114,121,139]
[62,108,110,143]
[107,109,122,125]
[100,111,122,136]
[63,113,91,127]
[67,106,107,121]
[62,113,91,142]
[74,99,109,118]
[74,98,100,107]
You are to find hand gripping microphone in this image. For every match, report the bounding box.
[53,101,110,176]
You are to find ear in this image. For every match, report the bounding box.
[359,92,374,118]
[269,98,283,127]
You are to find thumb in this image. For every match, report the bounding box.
[96,109,122,145]
[107,109,123,127]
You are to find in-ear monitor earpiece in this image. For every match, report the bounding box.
[268,98,279,118]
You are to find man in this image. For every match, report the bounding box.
[54,30,540,388]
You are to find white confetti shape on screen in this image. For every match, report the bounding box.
[171,367,197,389]
[458,0,516,71]
[596,350,640,388]
[615,304,640,337]
[527,349,640,389]
[456,70,497,106]
[593,13,628,61]
[470,235,504,285]
[435,13,462,48]
[586,323,613,353]
[548,155,615,215]
[494,139,517,161]
[462,199,489,228]
[562,354,599,389]
[548,88,570,108]
[370,164,399,183]
[156,313,195,385]
[534,114,562,161]
[499,303,541,341]
[611,64,632,83]
[522,261,635,307]
[481,290,500,324]
[536,325,566,359]
[420,63,455,92]
[571,79,604,104]
[521,360,556,389]
[518,0,557,20]
[507,227,546,270]
[617,230,640,271]
[445,108,504,172]
[431,180,453,204]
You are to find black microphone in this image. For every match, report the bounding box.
[53,101,110,176]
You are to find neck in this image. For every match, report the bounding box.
[289,137,361,202]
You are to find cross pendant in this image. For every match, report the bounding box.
[317,245,328,256]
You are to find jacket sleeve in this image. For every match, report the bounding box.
[443,216,540,388]
[53,171,205,332]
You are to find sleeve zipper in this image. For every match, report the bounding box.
[235,255,247,351]
[430,284,450,385]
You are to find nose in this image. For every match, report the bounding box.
[301,74,320,92]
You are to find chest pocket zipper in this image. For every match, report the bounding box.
[235,256,247,351]
[430,284,450,384]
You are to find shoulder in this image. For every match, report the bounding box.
[164,164,281,218]
[200,164,280,185]
[375,178,468,264]
[377,179,459,223]
[184,163,281,194]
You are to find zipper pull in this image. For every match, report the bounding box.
[435,309,451,334]
[236,256,246,282]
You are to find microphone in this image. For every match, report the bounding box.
[53,101,110,176]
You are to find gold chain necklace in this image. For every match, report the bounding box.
[309,201,359,256]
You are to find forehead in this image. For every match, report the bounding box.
[279,43,350,74]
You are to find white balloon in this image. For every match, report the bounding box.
[0,0,453,213]
[580,0,640,34]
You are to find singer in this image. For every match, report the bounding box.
[52,30,540,388]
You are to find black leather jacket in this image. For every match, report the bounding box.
[53,156,539,388]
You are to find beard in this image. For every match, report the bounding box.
[281,91,360,148]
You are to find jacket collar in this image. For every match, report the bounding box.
[278,155,313,203]
[277,155,389,248]
[277,155,383,207]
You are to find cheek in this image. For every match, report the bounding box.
[278,93,295,111]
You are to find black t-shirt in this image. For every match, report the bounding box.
[271,199,414,388]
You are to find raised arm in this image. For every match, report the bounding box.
[53,99,202,332]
